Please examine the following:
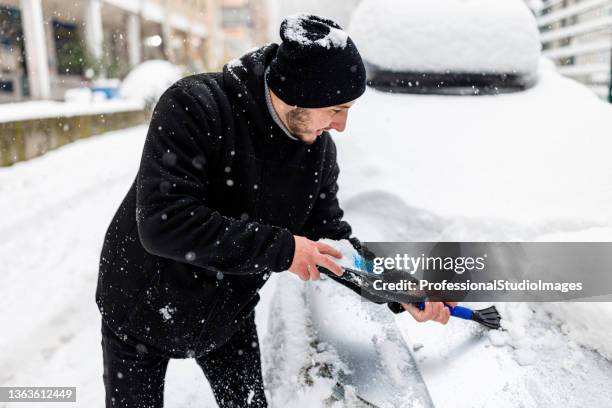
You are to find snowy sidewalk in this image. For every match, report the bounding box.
[0,126,218,407]
[0,99,144,124]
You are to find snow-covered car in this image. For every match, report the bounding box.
[119,59,183,111]
[306,1,612,407]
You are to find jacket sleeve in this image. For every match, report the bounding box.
[136,84,295,274]
[300,136,352,241]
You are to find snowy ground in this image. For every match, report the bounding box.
[0,126,218,408]
[2,71,612,408]
[0,125,368,408]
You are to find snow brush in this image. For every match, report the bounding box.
[327,251,502,329]
[415,302,501,330]
[352,253,502,329]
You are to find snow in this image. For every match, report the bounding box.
[318,27,349,49]
[397,300,612,407]
[118,59,183,105]
[227,57,244,70]
[263,273,350,407]
[159,305,177,321]
[0,126,362,407]
[64,87,94,104]
[0,61,180,124]
[337,60,612,226]
[0,126,148,406]
[319,238,361,270]
[2,44,612,407]
[283,13,349,48]
[326,57,612,406]
[348,0,541,75]
[0,99,144,123]
[537,302,612,360]
[487,329,508,347]
[306,273,433,407]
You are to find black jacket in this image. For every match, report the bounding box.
[96,43,400,358]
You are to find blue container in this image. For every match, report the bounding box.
[91,86,119,99]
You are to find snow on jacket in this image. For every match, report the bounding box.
[96,43,398,358]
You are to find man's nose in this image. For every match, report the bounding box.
[330,112,348,132]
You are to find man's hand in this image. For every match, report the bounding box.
[401,301,459,325]
[289,236,344,281]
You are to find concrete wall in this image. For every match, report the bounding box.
[0,109,146,166]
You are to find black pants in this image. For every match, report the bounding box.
[101,315,267,408]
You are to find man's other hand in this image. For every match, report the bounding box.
[401,302,459,325]
[288,236,344,281]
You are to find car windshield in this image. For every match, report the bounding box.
[364,62,538,95]
[350,0,542,96]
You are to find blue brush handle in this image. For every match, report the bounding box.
[416,302,473,321]
[353,254,374,274]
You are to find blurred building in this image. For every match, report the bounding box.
[265,0,362,40]
[0,0,268,103]
[220,0,267,61]
[528,0,612,102]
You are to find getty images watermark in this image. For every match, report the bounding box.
[370,252,583,294]
[357,242,612,302]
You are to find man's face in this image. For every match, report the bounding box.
[285,101,355,144]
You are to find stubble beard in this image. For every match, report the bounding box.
[286,108,317,144]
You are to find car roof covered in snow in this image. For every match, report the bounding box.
[348,0,541,77]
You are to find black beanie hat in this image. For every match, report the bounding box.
[266,14,367,108]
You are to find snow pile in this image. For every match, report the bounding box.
[0,126,148,404]
[334,61,612,366]
[493,301,612,392]
[319,238,361,270]
[119,60,183,106]
[338,61,612,227]
[537,302,612,360]
[327,51,612,405]
[283,13,349,48]
[262,273,349,407]
[0,99,144,123]
[307,268,433,406]
[396,300,612,407]
[348,0,541,75]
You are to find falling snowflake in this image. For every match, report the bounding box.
[159,305,176,321]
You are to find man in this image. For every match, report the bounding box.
[96,14,452,408]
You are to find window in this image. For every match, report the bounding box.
[221,6,252,28]
[52,20,86,76]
